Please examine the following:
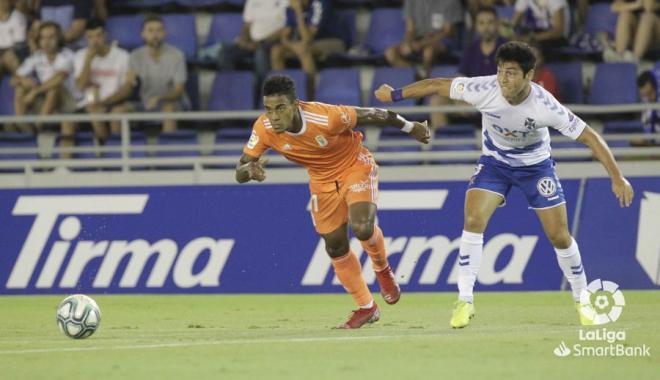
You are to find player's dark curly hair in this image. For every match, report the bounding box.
[495,41,536,76]
[263,75,297,102]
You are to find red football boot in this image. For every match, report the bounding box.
[334,303,380,329]
[375,266,401,305]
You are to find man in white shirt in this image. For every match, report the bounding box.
[375,41,634,328]
[509,0,570,51]
[73,18,130,144]
[0,0,27,80]
[12,21,80,152]
[223,0,287,77]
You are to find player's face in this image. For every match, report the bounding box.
[497,61,533,99]
[475,12,497,41]
[142,21,165,48]
[263,95,298,133]
[639,82,657,103]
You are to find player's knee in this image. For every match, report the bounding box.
[548,231,572,249]
[324,240,349,258]
[463,214,486,232]
[351,222,374,241]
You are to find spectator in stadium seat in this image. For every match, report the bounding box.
[384,0,463,79]
[509,0,570,53]
[0,0,27,82]
[633,70,660,146]
[12,21,80,156]
[111,15,189,133]
[72,19,130,145]
[270,0,344,90]
[430,7,505,129]
[603,0,660,62]
[28,0,93,51]
[223,0,288,79]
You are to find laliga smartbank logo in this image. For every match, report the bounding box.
[553,279,651,358]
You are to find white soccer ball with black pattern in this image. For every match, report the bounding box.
[56,294,101,339]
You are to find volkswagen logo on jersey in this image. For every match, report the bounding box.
[537,177,557,197]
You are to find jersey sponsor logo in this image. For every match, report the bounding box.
[247,130,259,149]
[348,180,371,193]
[315,135,328,147]
[537,177,557,197]
[491,124,533,139]
[6,195,234,290]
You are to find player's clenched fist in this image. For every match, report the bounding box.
[375,84,394,103]
[411,121,431,144]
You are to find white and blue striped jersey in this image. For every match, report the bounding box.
[449,75,586,167]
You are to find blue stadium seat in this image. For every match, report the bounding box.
[162,14,198,61]
[316,68,361,106]
[207,71,255,111]
[186,72,200,111]
[0,77,14,115]
[365,8,405,55]
[325,9,357,49]
[430,65,459,79]
[603,120,645,147]
[156,130,200,158]
[266,69,308,101]
[0,132,38,161]
[585,3,618,37]
[376,126,422,166]
[205,13,243,46]
[495,5,514,21]
[369,67,416,107]
[106,132,148,158]
[590,63,638,104]
[119,0,174,9]
[106,15,143,50]
[545,62,583,104]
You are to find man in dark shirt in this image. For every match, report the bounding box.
[458,7,507,77]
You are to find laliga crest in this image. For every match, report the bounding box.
[315,135,328,147]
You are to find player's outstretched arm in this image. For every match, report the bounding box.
[354,107,430,144]
[374,78,453,103]
[235,153,268,183]
[576,126,634,207]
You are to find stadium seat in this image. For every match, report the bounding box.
[156,130,200,159]
[207,71,256,111]
[116,0,174,9]
[106,15,143,50]
[175,0,226,7]
[0,76,14,115]
[205,13,244,46]
[584,3,618,37]
[0,132,38,161]
[546,62,584,104]
[106,132,148,158]
[495,5,514,21]
[325,9,357,49]
[162,14,198,61]
[365,8,405,55]
[315,68,361,106]
[603,120,645,147]
[369,67,416,107]
[590,63,638,104]
[376,126,422,166]
[186,72,201,111]
[265,69,308,101]
[430,65,459,79]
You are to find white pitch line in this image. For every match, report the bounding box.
[0,333,446,355]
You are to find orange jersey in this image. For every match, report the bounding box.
[243,101,368,183]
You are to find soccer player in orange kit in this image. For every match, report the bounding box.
[236,75,431,328]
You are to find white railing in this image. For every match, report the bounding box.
[1,103,659,172]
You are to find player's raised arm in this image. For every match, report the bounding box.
[235,153,268,184]
[576,126,634,207]
[354,107,430,144]
[374,78,453,103]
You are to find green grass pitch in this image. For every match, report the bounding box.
[0,291,658,380]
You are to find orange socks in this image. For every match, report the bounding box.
[360,226,389,272]
[332,251,373,307]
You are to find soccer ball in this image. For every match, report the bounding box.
[56,294,101,339]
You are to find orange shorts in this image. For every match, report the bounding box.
[308,153,379,234]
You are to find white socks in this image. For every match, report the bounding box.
[458,230,483,303]
[555,238,587,302]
